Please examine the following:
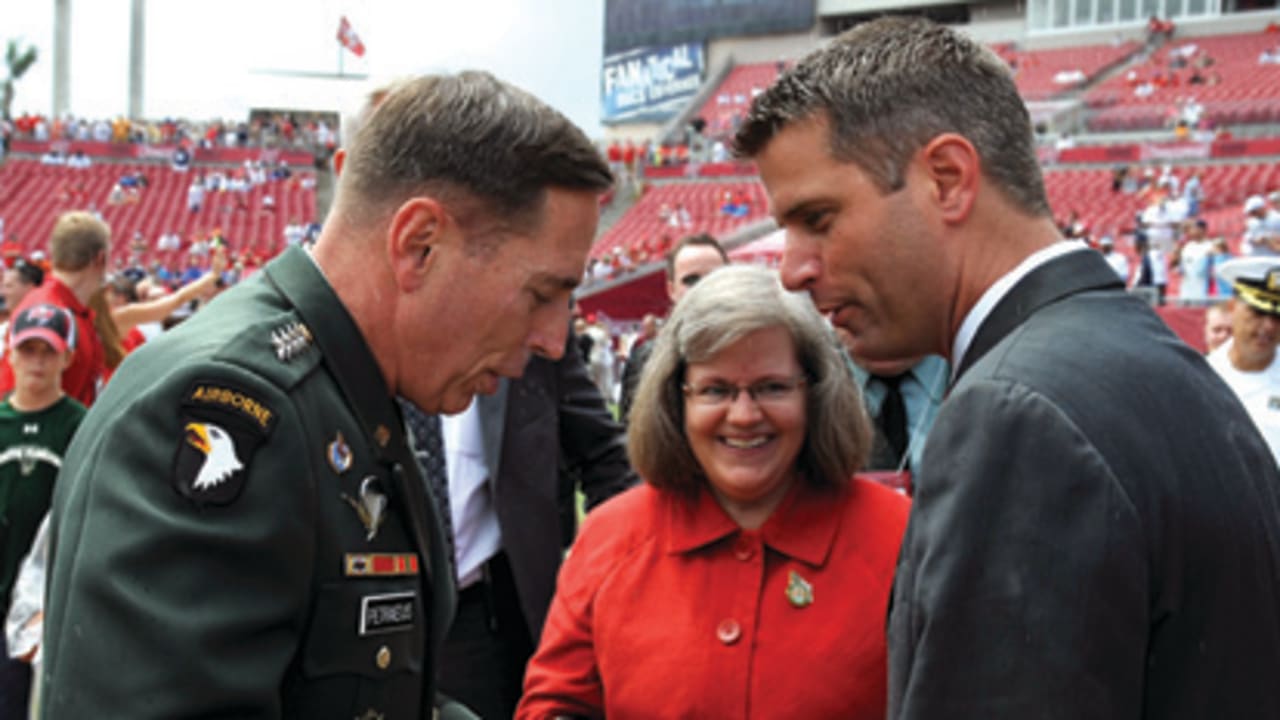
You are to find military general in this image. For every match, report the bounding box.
[40,72,612,719]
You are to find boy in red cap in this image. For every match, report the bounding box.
[0,303,86,717]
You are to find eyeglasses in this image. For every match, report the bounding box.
[683,377,806,407]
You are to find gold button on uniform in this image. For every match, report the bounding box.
[375,645,391,669]
[374,425,391,448]
[716,619,741,645]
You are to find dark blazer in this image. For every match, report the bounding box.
[618,338,652,425]
[475,336,636,639]
[888,249,1280,719]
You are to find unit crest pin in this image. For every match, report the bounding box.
[328,431,353,474]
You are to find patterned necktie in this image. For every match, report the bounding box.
[398,398,457,578]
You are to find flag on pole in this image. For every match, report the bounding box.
[337,16,366,58]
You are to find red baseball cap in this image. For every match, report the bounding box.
[11,304,75,353]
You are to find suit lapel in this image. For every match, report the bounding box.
[954,250,1123,383]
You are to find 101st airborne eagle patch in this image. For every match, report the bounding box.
[172,381,278,506]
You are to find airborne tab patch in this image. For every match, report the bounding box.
[173,380,277,506]
[185,382,278,433]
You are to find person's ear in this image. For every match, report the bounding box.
[917,133,980,224]
[386,197,449,292]
[332,148,346,176]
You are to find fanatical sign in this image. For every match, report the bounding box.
[601,42,705,124]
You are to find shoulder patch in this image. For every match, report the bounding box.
[209,311,323,394]
[185,381,279,433]
[172,380,277,506]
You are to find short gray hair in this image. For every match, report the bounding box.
[628,264,871,492]
[340,71,612,230]
[734,16,1049,217]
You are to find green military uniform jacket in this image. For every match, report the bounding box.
[42,247,458,719]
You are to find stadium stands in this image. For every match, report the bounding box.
[0,159,316,267]
[695,62,782,139]
[1001,40,1142,101]
[593,180,767,259]
[1043,161,1280,241]
[1085,30,1280,131]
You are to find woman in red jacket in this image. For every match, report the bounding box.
[519,264,911,719]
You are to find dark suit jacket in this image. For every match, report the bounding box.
[618,338,652,425]
[475,336,636,640]
[888,249,1280,719]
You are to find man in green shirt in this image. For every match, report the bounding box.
[0,304,85,718]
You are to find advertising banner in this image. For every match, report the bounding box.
[602,43,705,124]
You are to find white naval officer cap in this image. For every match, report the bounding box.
[1216,256,1280,317]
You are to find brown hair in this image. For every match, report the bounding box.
[734,16,1050,218]
[339,71,613,233]
[89,287,126,370]
[50,212,110,272]
[664,233,728,280]
[628,264,871,492]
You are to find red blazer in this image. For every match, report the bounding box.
[518,477,910,719]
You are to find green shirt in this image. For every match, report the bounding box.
[0,395,86,608]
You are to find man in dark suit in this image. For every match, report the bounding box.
[403,332,635,719]
[738,16,1280,719]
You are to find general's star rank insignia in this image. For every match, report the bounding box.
[172,380,277,506]
[271,321,313,362]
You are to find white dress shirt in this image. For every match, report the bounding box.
[441,400,502,588]
[1208,341,1280,468]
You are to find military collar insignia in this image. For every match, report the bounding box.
[327,431,353,474]
[174,381,277,506]
[343,475,388,542]
[264,250,403,463]
[271,320,313,362]
[785,570,814,608]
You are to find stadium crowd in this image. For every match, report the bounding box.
[4,110,338,156]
